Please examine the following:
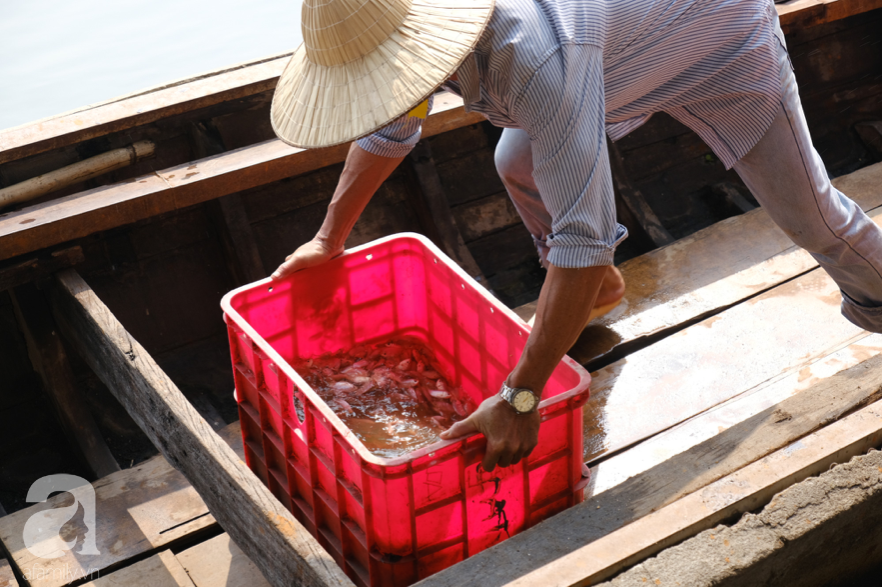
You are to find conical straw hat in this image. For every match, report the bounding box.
[271,0,495,149]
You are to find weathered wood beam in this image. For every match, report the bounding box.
[607,138,674,248]
[406,141,487,281]
[712,181,757,214]
[189,120,267,285]
[0,55,290,166]
[0,245,83,292]
[11,282,120,479]
[777,0,882,33]
[0,559,17,587]
[0,94,483,265]
[417,356,882,587]
[47,269,353,587]
[856,120,882,160]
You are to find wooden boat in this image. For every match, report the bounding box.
[0,1,881,585]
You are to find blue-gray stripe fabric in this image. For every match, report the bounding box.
[356,0,783,268]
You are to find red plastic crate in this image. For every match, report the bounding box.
[221,233,591,586]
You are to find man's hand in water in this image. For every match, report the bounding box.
[440,394,540,472]
[271,238,342,280]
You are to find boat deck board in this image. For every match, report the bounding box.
[0,423,242,587]
[176,534,271,587]
[81,551,194,587]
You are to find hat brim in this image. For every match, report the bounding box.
[271,0,494,149]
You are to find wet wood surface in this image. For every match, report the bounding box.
[418,362,882,587]
[582,266,865,463]
[177,534,272,587]
[0,423,242,587]
[591,332,882,494]
[559,161,882,367]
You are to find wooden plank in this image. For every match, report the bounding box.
[0,94,483,264]
[177,534,271,587]
[0,560,18,587]
[451,191,521,243]
[406,141,487,280]
[567,160,882,366]
[607,138,674,248]
[591,332,882,494]
[417,362,882,587]
[582,266,865,463]
[46,270,352,587]
[0,423,243,587]
[82,551,195,587]
[586,353,882,529]
[0,246,83,292]
[213,194,269,285]
[0,55,289,165]
[188,119,267,286]
[10,282,119,478]
[777,0,882,33]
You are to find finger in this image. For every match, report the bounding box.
[271,254,307,280]
[497,448,514,469]
[439,417,478,440]
[483,444,503,472]
[510,450,524,467]
[271,259,296,280]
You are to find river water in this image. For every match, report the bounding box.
[0,0,303,132]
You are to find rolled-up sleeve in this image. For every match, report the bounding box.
[356,95,435,158]
[516,44,627,268]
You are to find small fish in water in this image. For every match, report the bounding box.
[291,336,477,458]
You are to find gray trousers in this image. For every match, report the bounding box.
[493,41,882,333]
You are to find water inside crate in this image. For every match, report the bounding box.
[291,337,477,458]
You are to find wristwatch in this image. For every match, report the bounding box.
[499,381,540,414]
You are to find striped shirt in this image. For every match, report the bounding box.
[357,0,785,268]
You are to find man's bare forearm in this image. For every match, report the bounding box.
[272,143,404,279]
[317,143,405,252]
[508,264,607,395]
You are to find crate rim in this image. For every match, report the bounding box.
[220,232,592,468]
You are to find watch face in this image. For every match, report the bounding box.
[512,390,537,413]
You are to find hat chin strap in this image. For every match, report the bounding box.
[302,0,414,67]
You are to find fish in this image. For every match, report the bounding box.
[290,336,477,457]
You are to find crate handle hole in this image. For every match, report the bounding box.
[461,283,465,289]
[490,307,495,313]
[366,254,373,260]
[292,391,306,424]
[434,258,438,263]
[267,286,274,292]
